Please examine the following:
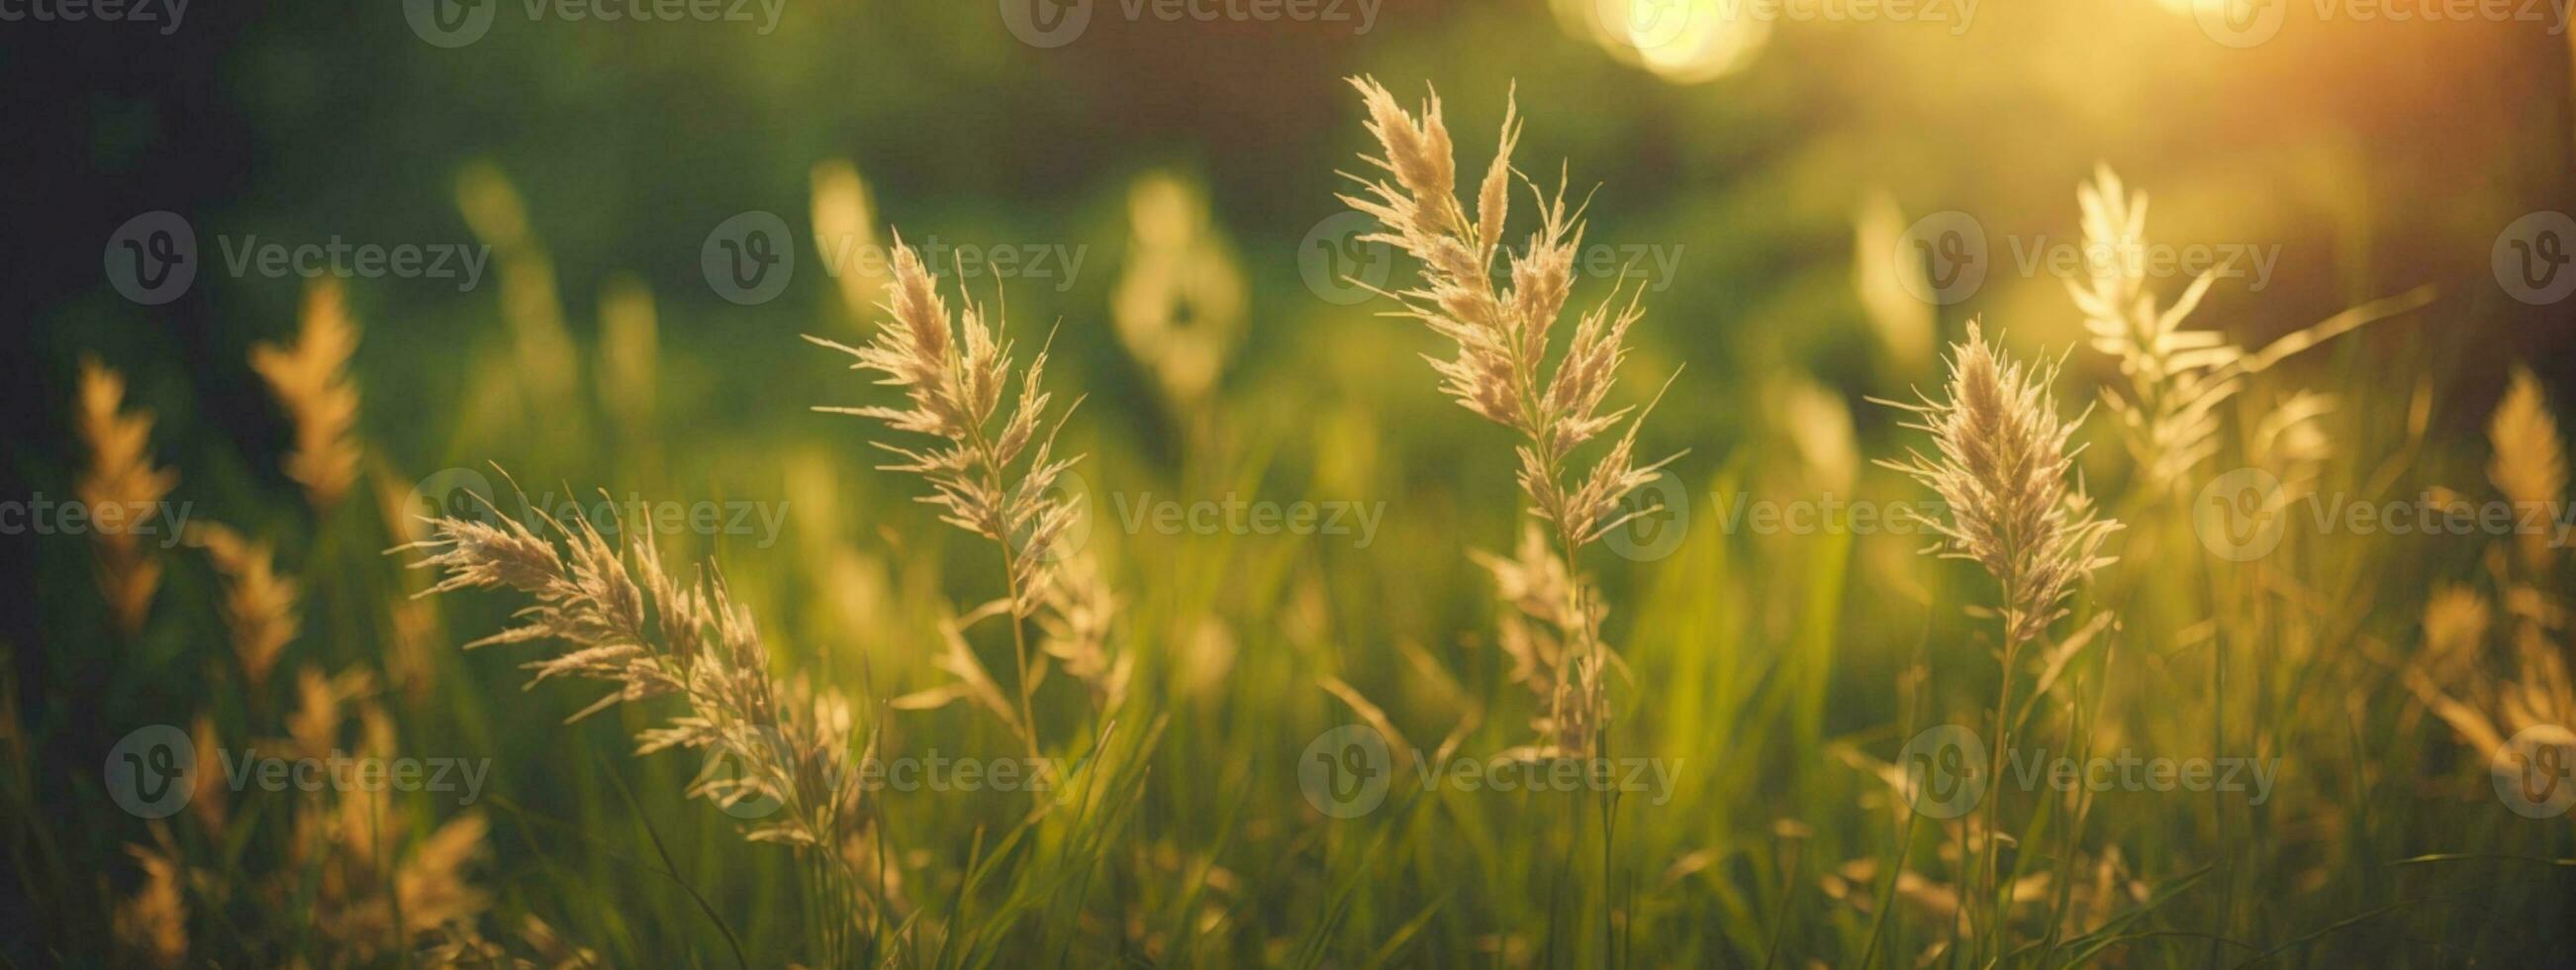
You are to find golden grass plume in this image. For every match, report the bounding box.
[1878,322,2120,651]
[186,522,300,692]
[404,498,876,862]
[250,279,363,510]
[808,233,1121,761]
[76,355,178,635]
[2488,364,2568,573]
[1342,75,1676,755]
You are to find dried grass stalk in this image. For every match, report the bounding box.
[2067,164,2237,494]
[2408,595,2576,758]
[2070,165,2433,497]
[810,233,1121,760]
[76,355,178,635]
[2488,365,2568,573]
[250,279,363,510]
[277,665,494,960]
[1879,322,2120,653]
[187,522,300,692]
[807,237,1083,619]
[1341,76,1676,757]
[403,502,872,854]
[112,829,187,968]
[1038,550,1129,711]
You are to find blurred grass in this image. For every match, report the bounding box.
[9,0,2576,965]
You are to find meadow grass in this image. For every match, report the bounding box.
[9,83,2574,970]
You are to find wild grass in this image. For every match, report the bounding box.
[13,83,2574,970]
[1340,75,1678,762]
